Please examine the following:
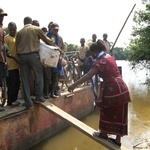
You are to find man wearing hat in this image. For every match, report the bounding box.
[0,8,7,26]
[47,23,64,98]
[0,8,7,111]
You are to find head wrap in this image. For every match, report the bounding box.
[97,39,107,52]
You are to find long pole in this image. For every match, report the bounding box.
[111,4,136,51]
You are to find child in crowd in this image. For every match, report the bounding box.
[78,50,93,85]
[5,22,21,106]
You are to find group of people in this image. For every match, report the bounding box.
[76,33,112,106]
[77,33,112,78]
[0,8,67,110]
[0,7,132,148]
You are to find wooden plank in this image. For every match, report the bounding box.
[40,101,128,150]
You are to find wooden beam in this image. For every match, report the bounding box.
[40,101,128,150]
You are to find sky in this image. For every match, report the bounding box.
[1,0,144,47]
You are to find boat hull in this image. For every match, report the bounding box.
[0,86,94,150]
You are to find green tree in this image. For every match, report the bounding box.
[127,0,150,69]
[67,44,77,52]
[112,47,128,60]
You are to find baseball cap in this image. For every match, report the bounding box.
[0,8,8,16]
[51,23,59,30]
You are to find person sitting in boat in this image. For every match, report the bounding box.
[68,39,131,148]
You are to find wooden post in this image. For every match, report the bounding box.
[111,4,136,52]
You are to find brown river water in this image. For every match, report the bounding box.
[32,60,150,150]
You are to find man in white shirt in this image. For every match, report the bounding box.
[103,33,111,54]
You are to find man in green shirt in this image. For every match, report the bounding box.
[16,16,57,109]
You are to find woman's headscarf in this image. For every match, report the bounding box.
[97,39,107,52]
[90,39,107,53]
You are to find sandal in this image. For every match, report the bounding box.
[12,101,21,107]
[32,98,46,104]
[93,131,108,140]
[108,138,121,148]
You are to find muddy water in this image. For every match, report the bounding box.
[32,61,150,150]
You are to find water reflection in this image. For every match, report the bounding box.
[117,60,150,149]
[32,61,150,150]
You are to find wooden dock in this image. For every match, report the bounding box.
[40,101,128,150]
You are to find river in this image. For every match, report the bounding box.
[32,60,150,150]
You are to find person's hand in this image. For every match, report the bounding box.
[68,84,76,92]
[4,62,8,70]
[15,58,22,65]
[77,51,79,56]
[54,47,61,51]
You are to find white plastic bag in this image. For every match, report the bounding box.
[39,42,60,68]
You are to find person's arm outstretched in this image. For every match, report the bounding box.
[68,67,98,92]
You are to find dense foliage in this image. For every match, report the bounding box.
[67,44,77,52]
[112,47,128,60]
[127,0,150,69]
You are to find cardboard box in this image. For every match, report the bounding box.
[39,42,60,68]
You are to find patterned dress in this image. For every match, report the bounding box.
[92,56,131,136]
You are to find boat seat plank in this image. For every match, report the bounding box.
[40,101,128,150]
